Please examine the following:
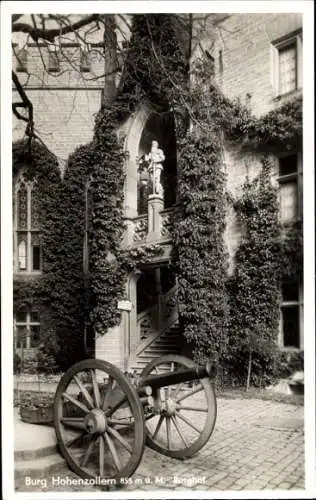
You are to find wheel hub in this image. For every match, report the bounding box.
[164,397,176,416]
[84,409,107,434]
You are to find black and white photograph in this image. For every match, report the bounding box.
[1,1,315,499]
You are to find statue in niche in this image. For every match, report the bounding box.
[145,140,165,197]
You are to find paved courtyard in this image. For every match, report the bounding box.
[16,395,305,493]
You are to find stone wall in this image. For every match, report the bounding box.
[211,13,302,115]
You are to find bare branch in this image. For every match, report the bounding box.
[12,14,101,42]
[12,14,23,23]
[12,103,29,122]
[12,70,34,138]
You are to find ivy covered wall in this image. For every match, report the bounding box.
[13,15,303,383]
[227,158,282,387]
[13,138,62,372]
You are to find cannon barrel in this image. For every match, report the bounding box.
[138,362,215,390]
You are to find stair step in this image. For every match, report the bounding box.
[153,342,180,347]
[138,349,180,357]
[15,443,58,462]
[15,452,66,481]
[145,344,180,349]
[132,311,182,370]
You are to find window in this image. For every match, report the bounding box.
[16,48,28,72]
[48,49,60,72]
[14,174,41,273]
[14,307,40,349]
[272,31,302,96]
[278,153,302,223]
[280,281,303,349]
[279,43,297,94]
[80,50,91,72]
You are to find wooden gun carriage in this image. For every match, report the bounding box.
[53,355,217,485]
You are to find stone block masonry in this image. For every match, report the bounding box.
[13,88,102,165]
[211,13,302,116]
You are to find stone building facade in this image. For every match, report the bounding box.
[212,13,303,353]
[12,13,303,371]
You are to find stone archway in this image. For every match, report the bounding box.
[119,105,178,366]
[138,112,177,213]
[121,105,177,219]
[121,105,152,219]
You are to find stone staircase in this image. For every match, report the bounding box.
[129,319,182,373]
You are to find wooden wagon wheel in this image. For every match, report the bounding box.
[140,355,217,459]
[54,359,145,484]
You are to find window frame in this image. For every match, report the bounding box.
[277,152,303,225]
[14,307,41,350]
[279,281,304,351]
[80,50,91,72]
[14,173,42,275]
[272,30,302,98]
[48,49,60,73]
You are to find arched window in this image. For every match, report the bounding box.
[14,174,41,273]
[14,306,40,349]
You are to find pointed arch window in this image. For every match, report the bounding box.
[14,174,42,273]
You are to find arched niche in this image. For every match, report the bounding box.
[122,105,177,217]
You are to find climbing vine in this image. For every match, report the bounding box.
[88,104,126,335]
[45,143,96,370]
[227,157,282,388]
[14,16,303,380]
[174,134,229,366]
[280,220,303,281]
[234,96,303,149]
[13,138,62,372]
[88,14,188,337]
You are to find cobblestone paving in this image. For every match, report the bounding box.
[16,397,305,493]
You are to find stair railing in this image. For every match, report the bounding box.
[133,284,178,361]
[134,308,179,358]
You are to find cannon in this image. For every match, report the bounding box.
[53,355,217,485]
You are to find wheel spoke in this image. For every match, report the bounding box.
[176,383,203,402]
[62,392,89,414]
[81,436,96,467]
[55,359,147,481]
[73,375,94,409]
[144,413,155,422]
[102,376,113,411]
[107,395,128,417]
[107,426,132,453]
[166,416,171,450]
[152,414,164,440]
[177,404,208,412]
[65,431,85,448]
[175,411,201,433]
[90,369,101,408]
[104,431,121,471]
[140,356,217,459]
[61,417,86,430]
[99,435,105,477]
[171,415,188,447]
